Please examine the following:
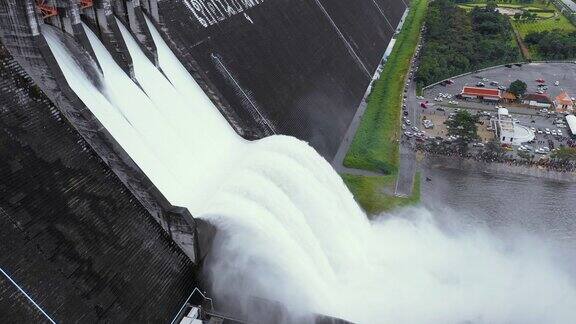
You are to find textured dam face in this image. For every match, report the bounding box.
[0,41,195,323]
[157,0,408,159]
[42,14,576,324]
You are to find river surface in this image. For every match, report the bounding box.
[420,158,576,251]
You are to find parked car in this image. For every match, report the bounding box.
[535,148,547,154]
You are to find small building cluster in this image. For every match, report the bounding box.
[459,86,574,113]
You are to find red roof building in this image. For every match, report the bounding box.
[460,86,501,101]
[555,91,574,113]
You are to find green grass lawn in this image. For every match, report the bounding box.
[458,0,552,9]
[340,0,426,213]
[513,15,576,37]
[459,3,544,10]
[343,0,428,174]
[342,173,421,215]
[461,0,575,60]
[458,0,555,15]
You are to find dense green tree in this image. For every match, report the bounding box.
[445,110,480,151]
[416,0,521,86]
[484,139,507,160]
[551,147,576,161]
[525,30,576,60]
[508,79,527,97]
[518,149,534,161]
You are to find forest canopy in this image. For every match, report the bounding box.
[416,0,521,86]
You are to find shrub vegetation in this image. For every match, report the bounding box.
[416,0,521,87]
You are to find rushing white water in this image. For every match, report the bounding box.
[42,20,576,323]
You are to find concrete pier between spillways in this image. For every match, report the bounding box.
[0,1,199,322]
[0,0,200,263]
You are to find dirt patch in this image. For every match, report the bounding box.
[420,112,494,142]
[497,7,523,16]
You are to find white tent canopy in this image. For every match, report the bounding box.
[567,115,576,136]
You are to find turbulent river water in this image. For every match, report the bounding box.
[42,20,576,324]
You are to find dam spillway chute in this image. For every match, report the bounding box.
[41,12,576,324]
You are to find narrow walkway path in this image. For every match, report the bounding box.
[394,45,421,197]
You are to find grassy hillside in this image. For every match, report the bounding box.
[513,14,576,37]
[342,173,421,215]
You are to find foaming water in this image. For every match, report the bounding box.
[42,21,576,323]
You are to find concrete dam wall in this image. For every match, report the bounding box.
[156,0,408,158]
[0,0,407,321]
[0,42,196,322]
[0,1,199,322]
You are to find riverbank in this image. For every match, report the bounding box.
[422,155,576,183]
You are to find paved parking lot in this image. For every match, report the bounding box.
[412,62,576,158]
[424,62,576,102]
[413,104,572,159]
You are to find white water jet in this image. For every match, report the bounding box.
[42,20,576,323]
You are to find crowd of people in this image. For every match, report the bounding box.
[411,139,576,173]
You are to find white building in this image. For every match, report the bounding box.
[491,108,534,145]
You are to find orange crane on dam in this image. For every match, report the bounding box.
[79,0,93,9]
[36,0,57,19]
[35,0,93,19]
